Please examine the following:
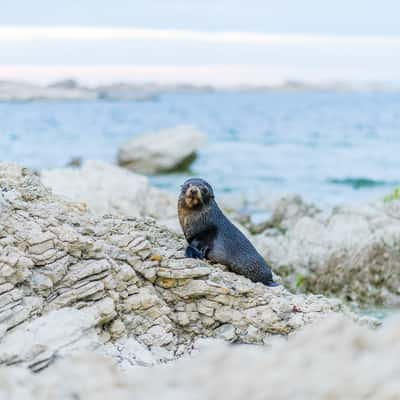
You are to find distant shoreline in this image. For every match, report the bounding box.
[1,79,399,102]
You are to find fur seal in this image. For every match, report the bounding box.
[178,178,277,287]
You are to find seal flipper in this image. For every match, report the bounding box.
[185,239,208,259]
[185,244,204,259]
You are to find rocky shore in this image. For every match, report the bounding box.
[3,314,398,400]
[1,79,398,102]
[254,195,400,306]
[42,160,400,307]
[1,161,398,399]
[0,80,159,102]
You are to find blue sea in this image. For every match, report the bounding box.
[1,91,399,207]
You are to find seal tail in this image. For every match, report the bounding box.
[258,273,279,287]
[259,265,279,287]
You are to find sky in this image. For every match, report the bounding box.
[1,0,400,85]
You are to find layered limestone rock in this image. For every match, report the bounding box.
[1,314,398,400]
[0,162,349,374]
[255,195,400,306]
[117,125,206,173]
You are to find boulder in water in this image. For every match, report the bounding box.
[117,126,206,174]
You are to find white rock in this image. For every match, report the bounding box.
[41,160,177,221]
[214,324,237,341]
[0,307,102,371]
[117,125,206,173]
[256,196,400,305]
[2,315,400,400]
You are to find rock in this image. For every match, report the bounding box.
[0,80,158,102]
[126,314,400,400]
[0,162,352,375]
[117,126,206,173]
[41,160,177,229]
[96,83,159,101]
[1,314,399,399]
[65,156,82,167]
[256,198,400,306]
[101,337,157,368]
[248,194,321,234]
[269,194,321,231]
[48,79,81,90]
[0,353,131,400]
[0,80,96,101]
[0,307,105,372]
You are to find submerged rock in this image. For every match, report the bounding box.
[117,126,206,173]
[65,156,83,167]
[0,162,350,375]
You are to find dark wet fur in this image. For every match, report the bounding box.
[178,178,277,287]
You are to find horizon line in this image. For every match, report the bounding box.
[0,65,398,86]
[1,26,400,46]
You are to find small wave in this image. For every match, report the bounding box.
[328,177,393,189]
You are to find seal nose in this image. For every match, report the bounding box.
[190,188,198,195]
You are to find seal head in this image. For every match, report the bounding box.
[180,178,214,209]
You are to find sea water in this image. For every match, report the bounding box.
[1,90,399,206]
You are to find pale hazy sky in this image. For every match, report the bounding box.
[1,0,400,85]
[2,0,400,34]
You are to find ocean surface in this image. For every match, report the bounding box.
[1,91,399,207]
